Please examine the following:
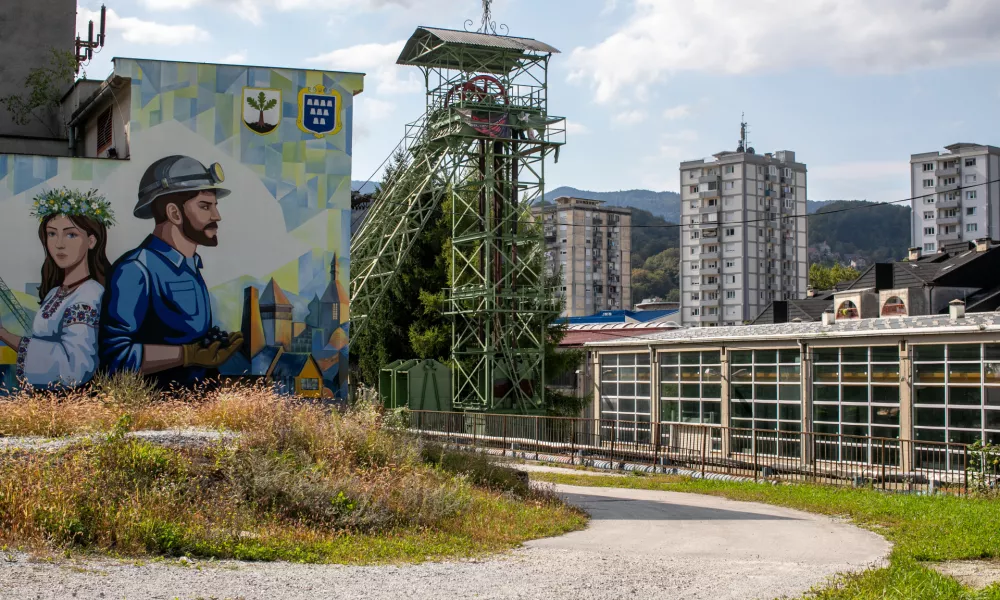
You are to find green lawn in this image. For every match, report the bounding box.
[531,471,1000,600]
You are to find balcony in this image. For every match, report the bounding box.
[936,181,960,193]
[698,204,720,214]
[937,213,960,226]
[699,189,720,199]
[692,313,720,323]
[689,279,720,292]
[937,196,961,209]
[699,233,719,244]
[698,174,720,184]
[935,166,959,177]
[699,249,719,260]
[937,230,961,242]
[700,265,720,276]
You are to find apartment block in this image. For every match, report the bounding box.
[534,196,632,317]
[910,143,1000,252]
[679,147,808,327]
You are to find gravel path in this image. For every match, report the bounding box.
[0,477,889,600]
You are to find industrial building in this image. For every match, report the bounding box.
[534,196,632,317]
[679,123,808,328]
[910,143,1000,252]
[586,299,1000,473]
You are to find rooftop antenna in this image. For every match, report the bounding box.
[738,112,748,153]
[465,0,508,35]
[74,4,107,73]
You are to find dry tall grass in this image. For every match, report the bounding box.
[0,376,586,562]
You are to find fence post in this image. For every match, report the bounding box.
[611,419,617,467]
[652,422,660,472]
[570,418,576,465]
[964,444,969,496]
[502,415,508,458]
[534,415,540,460]
[812,433,818,483]
[701,425,707,478]
[881,438,886,491]
[445,411,451,446]
[752,428,758,482]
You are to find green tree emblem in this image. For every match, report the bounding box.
[246,91,278,128]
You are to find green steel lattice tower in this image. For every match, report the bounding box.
[349,27,565,412]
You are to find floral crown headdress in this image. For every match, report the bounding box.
[30,187,116,227]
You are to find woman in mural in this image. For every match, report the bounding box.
[0,188,114,389]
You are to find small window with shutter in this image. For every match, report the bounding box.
[96,107,113,154]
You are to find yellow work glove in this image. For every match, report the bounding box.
[182,332,244,368]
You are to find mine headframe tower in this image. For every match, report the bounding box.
[349,26,565,412]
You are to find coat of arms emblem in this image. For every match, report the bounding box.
[297,84,343,138]
[242,87,281,135]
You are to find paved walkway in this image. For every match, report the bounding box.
[0,476,889,600]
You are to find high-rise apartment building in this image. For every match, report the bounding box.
[909,144,1000,252]
[679,129,808,327]
[534,196,632,317]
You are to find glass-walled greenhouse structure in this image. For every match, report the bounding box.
[588,311,1000,473]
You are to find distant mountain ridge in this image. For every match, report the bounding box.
[547,186,682,222]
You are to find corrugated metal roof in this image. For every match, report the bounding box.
[418,27,559,53]
[397,26,559,71]
[587,311,1000,347]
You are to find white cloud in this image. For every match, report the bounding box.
[307,41,421,96]
[79,7,209,45]
[566,121,590,136]
[612,109,646,125]
[662,104,690,120]
[570,0,1000,103]
[218,49,248,64]
[140,0,463,25]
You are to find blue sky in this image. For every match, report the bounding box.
[77,0,1000,202]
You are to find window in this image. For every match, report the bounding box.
[967,223,978,233]
[730,349,802,457]
[923,211,934,220]
[96,107,113,154]
[912,344,1000,468]
[783,167,792,178]
[965,158,977,167]
[724,165,735,174]
[728,275,737,283]
[724,181,735,190]
[299,378,320,391]
[922,163,934,172]
[706,276,718,284]
[690,293,699,301]
[924,242,935,252]
[837,300,859,319]
[726,290,736,299]
[924,227,936,235]
[689,186,697,194]
[691,308,700,316]
[944,177,956,185]
[599,353,653,444]
[965,175,977,184]
[925,195,935,204]
[923,179,934,188]
[707,307,718,315]
[660,351,723,434]
[967,191,977,200]
[967,206,977,216]
[757,181,764,191]
[812,347,901,464]
[690,231,700,240]
[725,228,735,237]
[881,296,906,317]
[768,165,778,176]
[725,260,735,268]
[706,244,718,253]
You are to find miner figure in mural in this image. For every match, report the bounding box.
[99,155,243,388]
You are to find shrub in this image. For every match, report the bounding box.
[421,443,531,497]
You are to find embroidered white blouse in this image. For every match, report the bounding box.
[16,279,104,388]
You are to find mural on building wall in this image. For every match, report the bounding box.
[0,58,362,398]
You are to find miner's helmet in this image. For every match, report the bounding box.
[134,155,231,219]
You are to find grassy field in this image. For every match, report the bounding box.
[531,471,1000,600]
[0,378,585,564]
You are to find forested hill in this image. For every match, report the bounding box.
[808,201,911,264]
[547,187,682,223]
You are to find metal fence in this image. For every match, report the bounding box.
[408,411,1000,495]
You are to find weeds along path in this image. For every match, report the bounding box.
[0,479,890,600]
